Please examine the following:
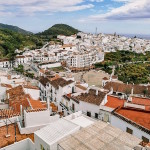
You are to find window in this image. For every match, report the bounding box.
[72,103,75,111]
[126,127,133,134]
[40,144,45,150]
[95,113,98,119]
[142,136,149,143]
[72,87,74,93]
[87,111,91,117]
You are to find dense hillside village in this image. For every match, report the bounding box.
[0,24,150,150]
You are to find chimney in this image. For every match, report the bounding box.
[7,93,10,99]
[131,87,134,95]
[96,89,99,96]
[111,87,113,93]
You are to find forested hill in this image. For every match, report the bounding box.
[0,23,80,58]
[0,23,32,35]
[38,24,79,36]
[0,29,43,58]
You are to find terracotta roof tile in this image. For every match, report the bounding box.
[0,124,34,148]
[1,84,12,89]
[7,85,30,112]
[50,78,74,89]
[103,77,109,80]
[105,95,125,108]
[115,107,150,130]
[0,109,20,119]
[28,99,46,109]
[72,89,106,106]
[75,84,87,91]
[104,82,150,95]
[39,77,50,87]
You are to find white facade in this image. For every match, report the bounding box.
[34,119,80,150]
[0,138,35,150]
[111,115,150,141]
[39,62,61,69]
[0,86,6,102]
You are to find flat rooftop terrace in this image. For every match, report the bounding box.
[0,124,34,148]
[58,120,141,150]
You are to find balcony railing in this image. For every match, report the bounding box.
[60,102,69,111]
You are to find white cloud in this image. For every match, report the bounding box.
[89,0,150,21]
[0,0,94,16]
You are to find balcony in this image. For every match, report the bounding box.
[60,102,69,111]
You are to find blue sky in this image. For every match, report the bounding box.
[0,0,150,34]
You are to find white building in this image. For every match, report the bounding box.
[34,118,80,150]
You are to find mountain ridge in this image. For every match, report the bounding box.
[0,23,32,35]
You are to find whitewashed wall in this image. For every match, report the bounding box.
[0,138,35,150]
[40,62,61,69]
[17,115,59,134]
[24,110,51,127]
[24,88,40,100]
[111,115,150,141]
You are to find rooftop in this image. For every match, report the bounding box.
[104,82,150,95]
[34,119,79,145]
[50,78,74,89]
[8,85,30,112]
[39,77,50,87]
[105,95,125,109]
[58,121,141,150]
[7,85,43,113]
[0,124,34,148]
[75,84,87,91]
[72,89,106,106]
[0,109,20,119]
[114,107,150,131]
[28,99,46,110]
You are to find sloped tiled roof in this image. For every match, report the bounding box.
[39,77,50,87]
[72,89,106,106]
[50,78,74,89]
[0,109,20,119]
[105,95,125,108]
[104,82,150,95]
[115,107,150,131]
[7,85,30,112]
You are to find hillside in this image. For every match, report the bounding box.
[0,29,43,58]
[0,23,80,59]
[38,24,79,36]
[0,23,32,35]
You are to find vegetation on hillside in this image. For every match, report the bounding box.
[37,24,79,42]
[95,51,150,84]
[115,63,150,84]
[0,23,32,35]
[0,23,80,58]
[0,29,43,58]
[104,51,150,63]
[40,24,79,36]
